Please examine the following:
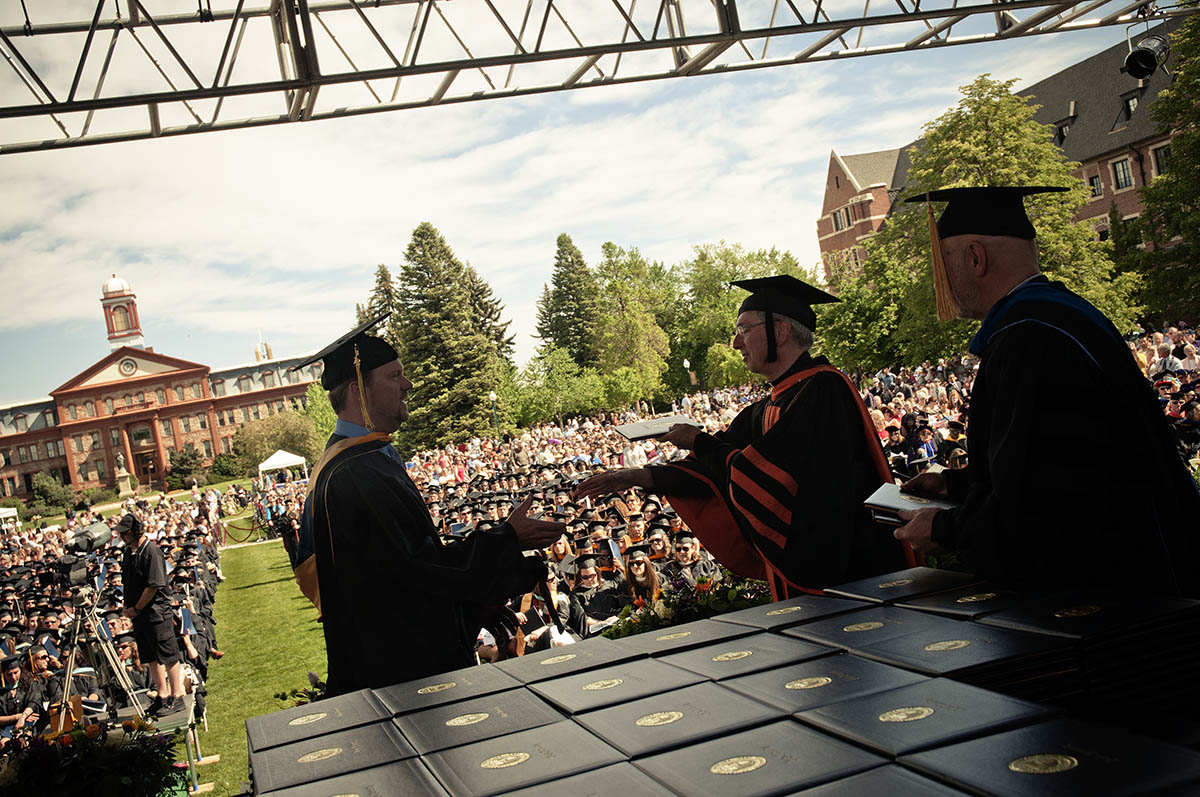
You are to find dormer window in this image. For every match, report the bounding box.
[1122,92,1139,121]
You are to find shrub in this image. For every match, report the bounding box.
[209,454,241,480]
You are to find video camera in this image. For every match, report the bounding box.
[53,521,112,589]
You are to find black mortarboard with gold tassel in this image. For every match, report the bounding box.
[903,186,1070,321]
[291,312,398,430]
[731,275,840,363]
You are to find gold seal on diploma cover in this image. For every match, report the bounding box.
[957,593,997,603]
[481,752,530,769]
[417,682,456,694]
[924,639,971,651]
[583,678,624,691]
[879,706,935,723]
[844,621,884,632]
[1054,605,1101,618]
[879,578,914,588]
[297,747,342,763]
[657,631,691,641]
[710,755,768,775]
[287,712,327,726]
[786,676,833,690]
[1008,754,1079,774]
[541,654,577,665]
[446,713,489,727]
[767,606,803,616]
[330,793,360,797]
[636,711,684,727]
[713,650,752,662]
[900,494,930,504]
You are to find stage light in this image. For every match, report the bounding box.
[1125,34,1170,79]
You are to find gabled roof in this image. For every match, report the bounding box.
[841,148,902,191]
[50,346,209,395]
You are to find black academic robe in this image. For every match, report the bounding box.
[931,277,1200,597]
[651,353,908,592]
[659,558,721,589]
[305,433,545,695]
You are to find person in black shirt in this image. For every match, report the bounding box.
[116,513,186,716]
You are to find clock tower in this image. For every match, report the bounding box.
[100,274,145,351]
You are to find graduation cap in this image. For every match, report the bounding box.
[290,311,398,428]
[902,186,1070,321]
[731,275,840,363]
[626,544,651,561]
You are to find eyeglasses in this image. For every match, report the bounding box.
[733,321,766,338]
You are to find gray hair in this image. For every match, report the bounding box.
[753,310,813,351]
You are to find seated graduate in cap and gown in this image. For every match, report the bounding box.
[894,187,1200,597]
[292,314,562,695]
[578,277,911,599]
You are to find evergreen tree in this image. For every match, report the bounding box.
[464,263,516,363]
[534,233,600,366]
[819,75,1142,371]
[1134,14,1200,323]
[394,222,503,452]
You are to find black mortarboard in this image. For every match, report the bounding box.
[903,185,1070,240]
[731,275,839,363]
[626,544,651,561]
[291,311,398,392]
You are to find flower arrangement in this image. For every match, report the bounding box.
[603,567,772,639]
[0,717,186,797]
[274,670,329,707]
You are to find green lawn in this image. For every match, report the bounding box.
[201,540,325,795]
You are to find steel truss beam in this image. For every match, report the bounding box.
[0,0,1192,154]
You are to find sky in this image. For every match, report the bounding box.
[0,5,1135,406]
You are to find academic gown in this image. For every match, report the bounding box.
[304,432,545,695]
[650,352,908,593]
[931,277,1200,597]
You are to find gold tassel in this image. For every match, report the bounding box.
[354,344,374,431]
[927,194,959,322]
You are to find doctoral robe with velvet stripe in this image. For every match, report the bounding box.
[650,352,908,591]
[303,433,545,695]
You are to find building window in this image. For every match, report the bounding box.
[85,401,95,417]
[198,414,208,430]
[175,386,185,402]
[137,392,145,403]
[44,410,56,427]
[237,375,252,393]
[130,425,152,445]
[124,394,133,407]
[221,437,232,454]
[1054,124,1069,146]
[28,444,38,461]
[263,371,276,389]
[79,461,90,481]
[55,440,65,457]
[17,447,27,464]
[91,431,102,448]
[1153,145,1171,176]
[156,389,166,404]
[203,440,213,458]
[73,435,84,453]
[161,420,173,437]
[1123,95,1138,120]
[1112,159,1133,190]
[212,380,226,397]
[105,399,114,414]
[110,429,120,447]
[112,306,130,332]
[832,208,846,232]
[14,415,27,433]
[68,405,77,420]
[192,383,202,399]
[250,405,260,421]
[181,416,191,433]
[1088,175,1102,197]
[96,459,107,480]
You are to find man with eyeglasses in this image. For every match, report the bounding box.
[116,513,187,717]
[578,276,910,598]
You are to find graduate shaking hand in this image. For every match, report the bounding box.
[506,497,568,551]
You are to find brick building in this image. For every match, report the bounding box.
[0,275,320,496]
[817,20,1179,277]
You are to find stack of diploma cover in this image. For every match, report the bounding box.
[863,482,959,526]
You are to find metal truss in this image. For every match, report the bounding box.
[0,0,1194,154]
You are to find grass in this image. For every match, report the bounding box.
[35,477,255,527]
[199,540,325,795]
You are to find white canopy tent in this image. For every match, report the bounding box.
[257,449,308,480]
[0,506,19,532]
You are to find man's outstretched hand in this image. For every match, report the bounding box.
[506,496,566,551]
[574,468,653,502]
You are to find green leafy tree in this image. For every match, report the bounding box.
[167,444,207,490]
[592,243,671,402]
[208,454,242,480]
[1134,14,1200,322]
[535,233,600,367]
[394,222,505,452]
[516,345,605,426]
[30,472,75,514]
[703,342,754,388]
[820,75,1141,370]
[232,412,323,475]
[299,381,337,444]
